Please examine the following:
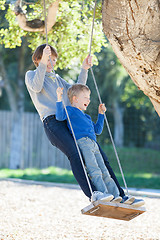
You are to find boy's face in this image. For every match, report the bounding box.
[73,90,90,111]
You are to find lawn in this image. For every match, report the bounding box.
[0,146,160,189]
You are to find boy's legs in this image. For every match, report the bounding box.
[43,116,96,198]
[77,137,109,194]
[94,144,120,198]
[97,143,125,198]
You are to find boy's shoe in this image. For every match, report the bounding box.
[111,196,122,203]
[122,195,135,205]
[101,193,114,202]
[91,191,113,202]
[131,199,145,208]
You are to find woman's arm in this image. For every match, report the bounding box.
[25,46,52,92]
[25,63,46,92]
[77,55,92,84]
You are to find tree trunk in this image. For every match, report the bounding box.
[9,41,25,169]
[112,100,124,147]
[0,53,17,112]
[102,0,160,117]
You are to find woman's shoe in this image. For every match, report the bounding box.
[111,196,122,203]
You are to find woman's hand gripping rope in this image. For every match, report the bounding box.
[82,55,93,70]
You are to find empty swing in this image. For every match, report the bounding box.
[42,0,146,221]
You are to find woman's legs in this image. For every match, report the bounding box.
[43,116,96,198]
[97,143,125,198]
[43,116,125,199]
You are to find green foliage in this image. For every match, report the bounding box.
[0,0,6,10]
[0,0,107,69]
[121,77,152,109]
[0,4,24,48]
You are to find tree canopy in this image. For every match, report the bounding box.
[0,0,107,69]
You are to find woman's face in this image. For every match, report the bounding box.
[46,55,57,72]
[36,55,57,72]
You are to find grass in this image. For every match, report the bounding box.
[0,146,160,189]
[102,145,160,189]
[0,167,77,184]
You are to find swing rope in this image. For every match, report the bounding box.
[43,0,94,198]
[42,0,129,198]
[88,0,129,196]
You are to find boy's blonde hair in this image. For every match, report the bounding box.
[67,84,90,104]
[32,44,58,67]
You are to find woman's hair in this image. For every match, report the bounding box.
[67,84,90,104]
[32,44,58,67]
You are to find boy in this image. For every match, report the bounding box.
[56,84,123,202]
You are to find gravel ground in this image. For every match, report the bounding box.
[0,180,160,240]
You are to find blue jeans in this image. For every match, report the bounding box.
[43,115,125,199]
[77,137,120,198]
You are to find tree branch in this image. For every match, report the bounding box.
[14,0,60,33]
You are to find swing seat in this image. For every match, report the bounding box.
[81,200,146,221]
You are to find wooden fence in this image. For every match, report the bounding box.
[0,110,71,170]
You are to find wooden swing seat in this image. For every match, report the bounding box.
[81,200,146,221]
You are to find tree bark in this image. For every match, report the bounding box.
[102,0,160,117]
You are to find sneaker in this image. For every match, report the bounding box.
[91,191,113,202]
[91,191,103,202]
[131,199,145,208]
[101,193,114,202]
[111,196,122,203]
[122,195,135,205]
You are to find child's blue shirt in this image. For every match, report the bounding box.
[56,102,104,142]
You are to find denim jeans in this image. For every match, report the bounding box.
[77,137,120,198]
[43,115,125,199]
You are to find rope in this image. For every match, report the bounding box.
[42,0,94,197]
[88,0,97,56]
[43,0,48,45]
[88,0,129,195]
[90,68,129,195]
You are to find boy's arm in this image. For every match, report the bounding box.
[94,103,106,135]
[56,87,67,121]
[56,101,67,121]
[25,63,46,92]
[93,114,104,135]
